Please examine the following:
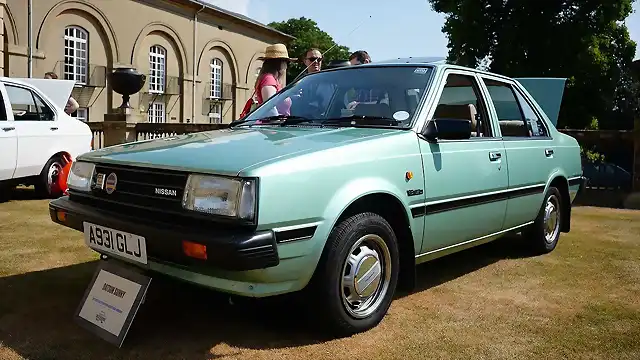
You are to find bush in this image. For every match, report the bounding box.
[580,146,605,163]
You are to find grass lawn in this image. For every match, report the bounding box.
[1,190,639,360]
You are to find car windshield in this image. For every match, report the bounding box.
[239,65,434,129]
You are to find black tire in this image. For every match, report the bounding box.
[309,212,400,337]
[0,181,12,202]
[34,155,65,199]
[523,186,563,254]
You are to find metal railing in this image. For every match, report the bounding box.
[144,74,182,95]
[53,61,107,87]
[203,82,234,100]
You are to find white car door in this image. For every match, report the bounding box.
[0,85,17,180]
[3,83,61,178]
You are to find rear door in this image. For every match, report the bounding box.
[3,82,60,178]
[417,69,509,254]
[478,75,555,229]
[0,84,17,180]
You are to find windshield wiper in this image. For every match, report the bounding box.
[230,115,313,127]
[322,115,399,127]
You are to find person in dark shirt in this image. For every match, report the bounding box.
[349,50,371,65]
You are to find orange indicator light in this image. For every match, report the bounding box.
[182,240,207,260]
[56,210,67,222]
[405,171,414,181]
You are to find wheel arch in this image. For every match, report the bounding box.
[40,151,72,174]
[547,174,571,232]
[324,192,417,292]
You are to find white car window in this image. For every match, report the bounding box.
[5,85,54,121]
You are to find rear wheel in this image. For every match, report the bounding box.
[523,186,563,254]
[309,212,399,337]
[35,155,65,199]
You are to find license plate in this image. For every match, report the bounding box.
[83,222,148,265]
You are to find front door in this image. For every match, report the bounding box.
[3,83,59,178]
[0,123,17,181]
[417,70,509,254]
[478,75,555,229]
[0,86,17,180]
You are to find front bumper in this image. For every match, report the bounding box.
[49,196,280,271]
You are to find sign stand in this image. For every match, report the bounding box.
[74,260,152,348]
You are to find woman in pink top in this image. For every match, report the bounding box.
[252,44,296,118]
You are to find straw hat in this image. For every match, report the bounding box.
[258,43,297,61]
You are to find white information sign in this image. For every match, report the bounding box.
[74,260,151,348]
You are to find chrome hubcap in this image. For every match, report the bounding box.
[340,234,392,319]
[47,161,62,192]
[543,194,560,243]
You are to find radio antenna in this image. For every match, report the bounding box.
[289,15,372,85]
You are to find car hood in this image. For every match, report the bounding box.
[80,126,400,176]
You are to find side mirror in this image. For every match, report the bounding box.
[421,118,472,142]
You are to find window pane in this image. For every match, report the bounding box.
[5,85,39,121]
[64,26,88,84]
[33,93,54,121]
[482,79,530,137]
[75,108,88,122]
[434,74,489,137]
[149,46,166,93]
[514,90,548,137]
[246,66,433,128]
[147,101,165,123]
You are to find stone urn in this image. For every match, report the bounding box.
[109,67,146,109]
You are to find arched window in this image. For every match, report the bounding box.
[149,45,166,94]
[210,58,223,98]
[64,26,89,84]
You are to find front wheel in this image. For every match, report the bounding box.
[523,186,563,254]
[34,155,65,199]
[309,212,400,337]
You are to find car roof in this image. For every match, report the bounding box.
[342,58,514,82]
[375,56,449,65]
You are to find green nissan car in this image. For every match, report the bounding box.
[50,58,586,336]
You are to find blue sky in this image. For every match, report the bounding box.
[207,0,639,62]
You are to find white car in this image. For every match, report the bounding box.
[0,77,93,199]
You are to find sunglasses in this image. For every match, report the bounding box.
[306,57,323,62]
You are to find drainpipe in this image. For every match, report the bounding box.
[192,5,205,123]
[27,0,33,77]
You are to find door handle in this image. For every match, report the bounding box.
[2,126,15,132]
[50,127,59,131]
[545,148,554,157]
[489,151,502,161]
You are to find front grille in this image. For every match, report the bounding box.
[91,163,188,212]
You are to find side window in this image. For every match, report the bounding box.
[482,78,549,138]
[513,90,548,137]
[405,88,421,114]
[33,93,55,121]
[4,85,53,121]
[433,73,492,137]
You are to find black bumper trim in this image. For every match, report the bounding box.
[49,197,279,271]
[274,226,318,243]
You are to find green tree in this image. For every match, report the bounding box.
[268,17,351,83]
[427,0,638,129]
